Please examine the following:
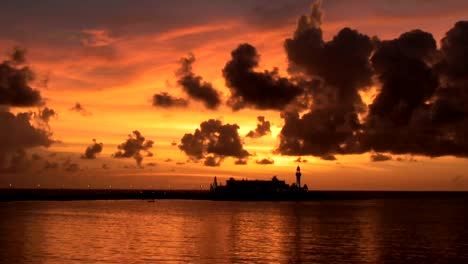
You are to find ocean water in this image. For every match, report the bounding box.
[0,199,467,263]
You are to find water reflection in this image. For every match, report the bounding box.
[0,199,467,263]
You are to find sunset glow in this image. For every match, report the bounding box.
[1,0,468,190]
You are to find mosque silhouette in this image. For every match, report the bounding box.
[210,166,308,193]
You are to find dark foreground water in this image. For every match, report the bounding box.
[1,199,467,264]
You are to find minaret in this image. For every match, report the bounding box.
[295,166,302,188]
[210,176,218,192]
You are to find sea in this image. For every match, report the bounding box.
[1,198,467,263]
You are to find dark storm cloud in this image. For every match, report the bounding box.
[0,112,55,150]
[359,23,468,157]
[246,116,271,138]
[70,102,92,116]
[81,139,103,159]
[0,49,43,107]
[152,92,188,108]
[0,110,53,172]
[370,153,392,162]
[176,54,221,110]
[255,158,274,165]
[278,1,375,158]
[113,131,154,167]
[179,119,249,166]
[277,0,468,159]
[222,43,303,110]
[439,21,468,82]
[278,108,362,157]
[368,30,438,127]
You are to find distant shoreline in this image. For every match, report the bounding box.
[1,189,468,202]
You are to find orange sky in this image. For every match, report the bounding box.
[1,0,468,190]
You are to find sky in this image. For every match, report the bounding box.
[1,0,468,190]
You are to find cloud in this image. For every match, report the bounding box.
[81,139,103,159]
[179,119,249,166]
[62,158,80,172]
[370,153,392,162]
[0,109,53,172]
[176,53,221,109]
[113,130,154,167]
[321,154,337,161]
[277,1,468,159]
[360,23,468,157]
[152,92,188,108]
[70,102,92,116]
[255,158,274,165]
[246,116,271,138]
[294,157,308,163]
[0,48,43,107]
[368,30,438,127]
[278,2,375,157]
[204,156,222,167]
[37,107,57,123]
[31,153,42,160]
[44,160,59,170]
[222,43,303,110]
[247,1,311,29]
[234,159,248,165]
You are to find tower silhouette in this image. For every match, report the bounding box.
[295,166,302,188]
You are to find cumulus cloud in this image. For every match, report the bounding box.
[223,43,303,110]
[246,116,271,138]
[255,158,274,165]
[176,53,221,109]
[279,1,374,158]
[152,92,188,108]
[113,130,154,167]
[0,48,43,107]
[0,110,53,172]
[70,102,92,116]
[179,119,249,166]
[81,139,103,159]
[276,2,468,159]
[370,153,392,162]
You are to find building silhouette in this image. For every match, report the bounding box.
[210,166,307,193]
